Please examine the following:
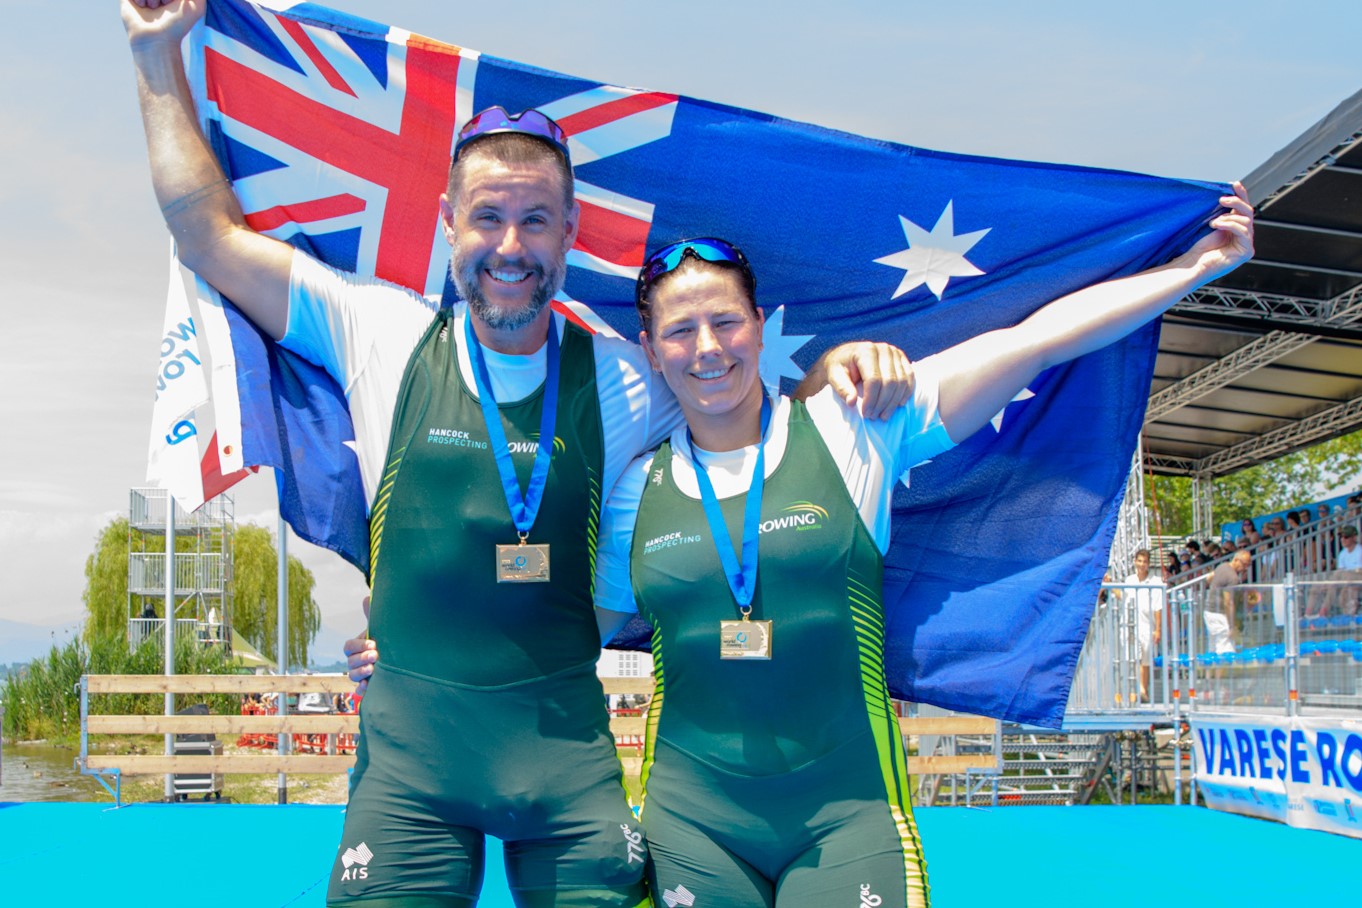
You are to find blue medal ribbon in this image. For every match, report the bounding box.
[688,396,772,612]
[463,310,560,537]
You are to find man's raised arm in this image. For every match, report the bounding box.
[123,0,293,340]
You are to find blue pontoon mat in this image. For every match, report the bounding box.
[2,801,1353,905]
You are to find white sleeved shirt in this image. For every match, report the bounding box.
[281,252,682,512]
[593,360,956,616]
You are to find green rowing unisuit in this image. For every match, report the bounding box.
[630,398,929,908]
[369,311,602,687]
[328,308,648,908]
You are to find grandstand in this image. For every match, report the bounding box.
[916,90,1362,816]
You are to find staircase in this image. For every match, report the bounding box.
[916,728,1171,806]
[992,730,1107,805]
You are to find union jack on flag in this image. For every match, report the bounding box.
[150,0,1228,726]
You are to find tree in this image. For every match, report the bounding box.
[1143,474,1192,539]
[231,524,321,669]
[1143,427,1362,538]
[79,516,320,668]
[83,517,131,641]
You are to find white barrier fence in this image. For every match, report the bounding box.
[1191,713,1362,839]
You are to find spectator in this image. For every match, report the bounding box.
[1258,517,1287,580]
[1163,551,1182,583]
[1340,525,1362,570]
[1123,549,1165,701]
[1206,549,1253,653]
[1337,526,1362,617]
[1313,525,1361,617]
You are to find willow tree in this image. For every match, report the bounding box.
[82,517,132,642]
[80,517,320,667]
[231,523,321,669]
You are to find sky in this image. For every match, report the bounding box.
[2,0,1361,659]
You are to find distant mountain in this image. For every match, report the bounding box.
[306,623,356,672]
[0,618,353,673]
[0,618,82,667]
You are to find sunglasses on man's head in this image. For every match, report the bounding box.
[453,106,570,162]
[635,238,753,304]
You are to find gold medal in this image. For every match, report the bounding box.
[719,617,772,660]
[496,537,550,583]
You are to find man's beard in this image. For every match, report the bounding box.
[451,241,565,332]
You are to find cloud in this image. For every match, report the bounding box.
[0,507,118,542]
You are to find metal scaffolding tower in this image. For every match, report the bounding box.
[127,488,234,650]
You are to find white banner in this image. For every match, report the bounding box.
[146,253,212,511]
[145,252,249,513]
[1192,714,1362,838]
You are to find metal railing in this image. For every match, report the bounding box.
[127,618,218,649]
[128,487,234,532]
[1069,570,1362,724]
[128,552,227,595]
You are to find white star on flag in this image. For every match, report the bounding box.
[897,386,1035,489]
[990,388,1036,431]
[874,201,990,299]
[760,305,814,393]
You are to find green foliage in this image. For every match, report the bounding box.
[77,516,320,671]
[1144,474,1192,538]
[1,634,238,744]
[82,518,131,641]
[1211,429,1362,525]
[1145,428,1362,537]
[231,524,321,670]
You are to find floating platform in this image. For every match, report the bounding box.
[2,801,1353,905]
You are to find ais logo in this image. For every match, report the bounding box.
[339,842,373,881]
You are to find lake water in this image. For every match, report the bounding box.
[0,742,105,802]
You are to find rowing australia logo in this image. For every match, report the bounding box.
[759,501,828,535]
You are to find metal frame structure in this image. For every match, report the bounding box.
[1141,89,1362,481]
[127,488,234,651]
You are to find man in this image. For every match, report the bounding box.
[1334,525,1362,617]
[1257,517,1286,582]
[1185,539,1208,566]
[1339,525,1362,571]
[1206,548,1252,654]
[121,3,905,904]
[1122,549,1165,701]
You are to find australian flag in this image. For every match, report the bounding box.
[160,0,1226,727]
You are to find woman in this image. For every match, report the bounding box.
[1164,550,1183,582]
[592,184,1252,907]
